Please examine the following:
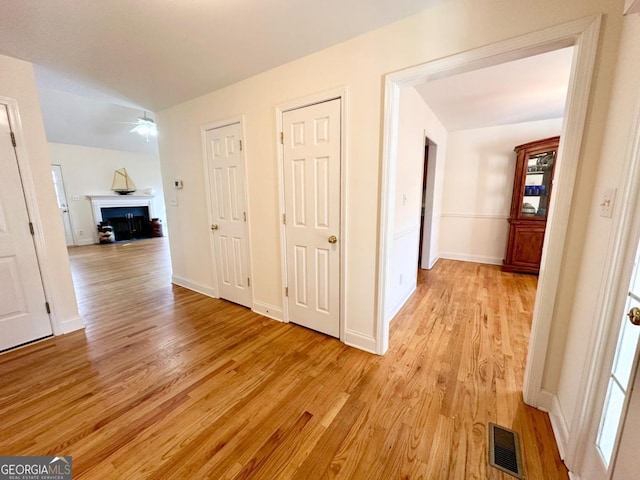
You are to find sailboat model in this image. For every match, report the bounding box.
[111,168,137,195]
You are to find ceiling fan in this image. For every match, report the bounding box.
[125,111,158,142]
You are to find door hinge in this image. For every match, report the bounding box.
[280,132,284,144]
[10,131,16,147]
[285,286,289,297]
[29,222,34,235]
[243,211,247,222]
[45,302,51,314]
[247,277,251,287]
[282,213,286,225]
[239,139,243,151]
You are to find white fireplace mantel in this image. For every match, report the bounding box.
[88,195,155,224]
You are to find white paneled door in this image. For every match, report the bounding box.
[0,104,52,351]
[283,99,341,338]
[205,122,252,308]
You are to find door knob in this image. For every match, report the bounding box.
[328,235,337,244]
[211,224,219,231]
[627,307,640,326]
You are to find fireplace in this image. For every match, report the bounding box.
[88,195,156,243]
[100,206,151,240]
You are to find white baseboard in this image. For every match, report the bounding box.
[171,275,216,298]
[74,238,95,246]
[438,252,503,265]
[344,329,377,354]
[387,284,416,323]
[60,315,85,334]
[252,301,284,322]
[537,389,555,412]
[542,390,570,461]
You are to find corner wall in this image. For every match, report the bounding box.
[385,86,447,322]
[0,54,81,333]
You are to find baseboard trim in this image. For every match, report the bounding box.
[439,252,503,266]
[387,284,416,323]
[537,389,555,412]
[74,239,95,246]
[344,329,377,354]
[252,301,284,322]
[543,390,570,461]
[171,275,216,298]
[59,315,85,334]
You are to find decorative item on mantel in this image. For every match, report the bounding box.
[111,168,136,195]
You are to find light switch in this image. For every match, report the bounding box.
[599,188,616,218]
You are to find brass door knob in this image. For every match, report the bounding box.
[211,224,219,231]
[628,307,640,326]
[328,235,338,244]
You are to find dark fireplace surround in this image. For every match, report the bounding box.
[89,195,156,243]
[100,206,152,241]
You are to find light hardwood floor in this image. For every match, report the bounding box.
[0,238,568,479]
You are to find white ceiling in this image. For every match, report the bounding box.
[415,47,574,131]
[0,2,573,153]
[0,0,443,111]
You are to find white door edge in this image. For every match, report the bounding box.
[200,116,254,307]
[275,87,348,342]
[0,96,62,336]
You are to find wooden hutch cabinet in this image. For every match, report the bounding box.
[502,136,559,274]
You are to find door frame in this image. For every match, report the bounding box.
[378,14,601,398]
[275,87,348,342]
[569,81,640,476]
[0,96,60,335]
[200,116,255,305]
[51,164,76,246]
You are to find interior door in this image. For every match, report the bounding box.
[0,104,52,351]
[282,98,341,338]
[51,164,74,246]
[205,122,252,308]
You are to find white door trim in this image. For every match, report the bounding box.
[0,96,61,336]
[565,81,640,474]
[200,115,254,306]
[275,87,348,342]
[378,13,601,399]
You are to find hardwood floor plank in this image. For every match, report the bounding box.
[0,238,568,479]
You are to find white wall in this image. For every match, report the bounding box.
[385,86,447,322]
[157,0,624,358]
[48,143,167,245]
[0,54,81,333]
[439,118,563,265]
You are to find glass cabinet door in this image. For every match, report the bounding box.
[521,149,556,219]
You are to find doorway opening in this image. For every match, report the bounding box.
[377,15,602,415]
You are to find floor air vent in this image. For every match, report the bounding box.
[488,422,524,479]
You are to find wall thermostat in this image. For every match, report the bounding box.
[174,180,183,189]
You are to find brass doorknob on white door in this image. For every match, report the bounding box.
[328,235,337,244]
[211,224,219,231]
[628,307,640,326]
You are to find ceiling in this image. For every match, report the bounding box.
[0,0,443,111]
[415,47,574,131]
[0,2,572,153]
